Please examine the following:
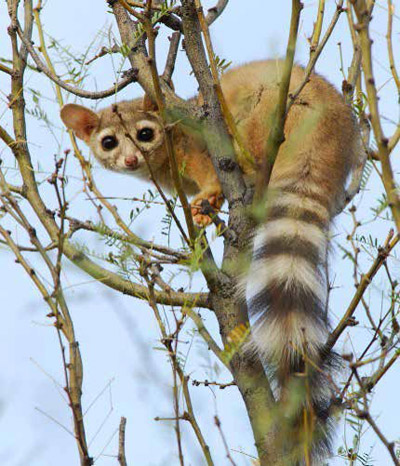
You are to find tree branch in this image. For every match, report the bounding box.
[180,0,248,210]
[255,0,303,198]
[118,417,128,466]
[205,0,229,25]
[162,31,181,82]
[325,230,399,353]
[16,23,138,100]
[287,0,344,112]
[351,0,400,232]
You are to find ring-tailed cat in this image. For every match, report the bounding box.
[61,59,362,463]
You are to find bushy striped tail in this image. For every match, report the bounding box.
[246,187,336,463]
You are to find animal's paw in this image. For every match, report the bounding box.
[191,191,224,227]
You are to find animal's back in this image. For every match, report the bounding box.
[221,60,360,203]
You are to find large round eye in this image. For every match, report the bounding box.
[137,128,154,142]
[101,135,118,151]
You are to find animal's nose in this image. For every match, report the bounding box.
[124,155,138,169]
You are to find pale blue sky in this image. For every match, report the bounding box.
[0,1,399,465]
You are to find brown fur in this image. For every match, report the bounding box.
[61,60,363,463]
[221,61,360,210]
[60,60,360,225]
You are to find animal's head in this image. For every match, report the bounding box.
[60,97,167,173]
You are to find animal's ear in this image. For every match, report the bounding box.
[60,104,99,142]
[142,94,158,112]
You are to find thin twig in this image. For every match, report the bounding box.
[326,230,399,353]
[287,1,344,111]
[309,0,325,51]
[66,217,189,261]
[179,0,248,211]
[255,0,303,198]
[0,62,13,75]
[118,417,128,466]
[85,44,120,65]
[351,366,400,466]
[363,411,400,466]
[215,416,237,465]
[351,0,400,232]
[141,14,197,243]
[112,103,192,246]
[144,275,215,466]
[192,379,235,389]
[386,0,400,92]
[162,31,181,82]
[205,0,229,25]
[16,22,138,100]
[194,0,253,165]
